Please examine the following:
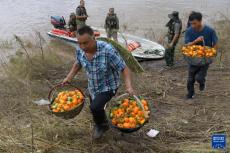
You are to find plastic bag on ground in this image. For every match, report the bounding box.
[33,99,50,105]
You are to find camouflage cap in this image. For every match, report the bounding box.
[168,11,179,19]
[109,8,115,14]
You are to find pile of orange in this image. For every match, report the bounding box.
[110,98,150,129]
[51,90,84,113]
[182,45,217,58]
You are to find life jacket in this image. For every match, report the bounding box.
[94,31,100,37]
[127,42,141,52]
[51,28,100,38]
[52,29,71,37]
[106,14,118,29]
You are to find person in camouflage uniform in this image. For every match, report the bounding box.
[164,11,182,67]
[104,8,119,42]
[68,13,77,32]
[76,0,88,29]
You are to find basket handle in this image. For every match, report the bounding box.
[48,82,79,102]
[114,93,129,101]
[133,95,144,111]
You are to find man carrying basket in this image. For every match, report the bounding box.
[185,12,218,99]
[62,26,134,139]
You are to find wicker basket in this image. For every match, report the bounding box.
[48,83,85,120]
[182,45,217,66]
[183,55,215,66]
[109,94,150,133]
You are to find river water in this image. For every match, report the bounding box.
[0,0,230,40]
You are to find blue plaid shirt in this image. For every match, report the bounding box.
[76,41,126,99]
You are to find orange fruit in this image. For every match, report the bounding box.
[133,107,139,114]
[123,117,128,122]
[72,101,78,106]
[69,91,75,96]
[128,117,136,124]
[57,104,62,108]
[123,123,130,128]
[53,109,59,113]
[112,118,117,125]
[130,123,136,128]
[123,98,129,103]
[59,99,66,104]
[144,106,149,111]
[119,108,125,114]
[122,101,129,107]
[61,95,67,101]
[110,97,150,129]
[139,118,146,125]
[141,100,148,106]
[188,51,193,56]
[138,111,144,117]
[197,50,204,56]
[56,108,61,112]
[63,105,70,111]
[52,90,84,113]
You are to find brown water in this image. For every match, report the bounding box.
[0,0,230,40]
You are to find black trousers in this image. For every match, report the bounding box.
[187,64,209,94]
[90,90,116,125]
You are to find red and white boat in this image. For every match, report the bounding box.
[47,16,165,60]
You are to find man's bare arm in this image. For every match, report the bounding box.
[213,43,218,50]
[122,66,134,95]
[63,62,82,83]
[186,36,204,46]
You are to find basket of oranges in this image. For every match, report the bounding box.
[109,94,150,133]
[182,45,217,66]
[48,83,85,119]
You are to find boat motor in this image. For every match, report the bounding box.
[51,16,66,29]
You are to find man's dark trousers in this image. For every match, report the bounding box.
[165,46,175,66]
[90,90,116,125]
[187,64,209,95]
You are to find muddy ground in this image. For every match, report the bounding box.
[0,21,229,153]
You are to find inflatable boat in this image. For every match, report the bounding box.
[47,16,165,60]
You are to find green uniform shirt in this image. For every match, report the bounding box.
[104,14,119,30]
[76,5,87,24]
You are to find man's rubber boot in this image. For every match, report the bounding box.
[186,92,195,100]
[92,111,109,139]
[92,123,109,140]
[199,83,205,91]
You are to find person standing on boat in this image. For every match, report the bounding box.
[68,13,77,32]
[104,8,119,42]
[164,11,182,67]
[76,0,88,29]
[185,12,218,99]
[62,26,134,139]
